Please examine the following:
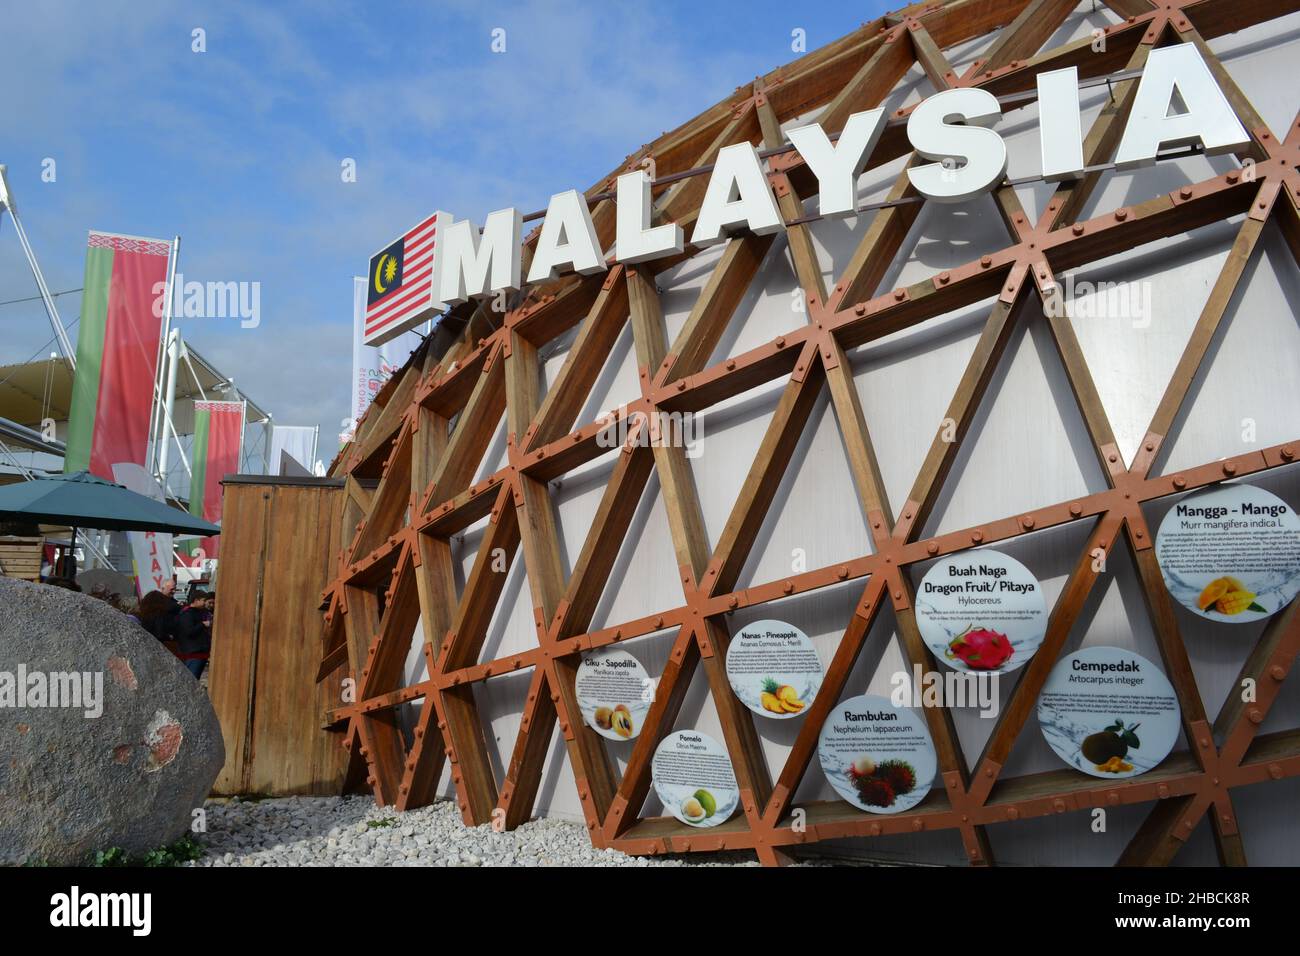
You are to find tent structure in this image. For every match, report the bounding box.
[0,342,271,480]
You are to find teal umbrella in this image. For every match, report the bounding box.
[0,471,220,535]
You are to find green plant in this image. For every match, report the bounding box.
[141,835,204,866]
[366,817,399,829]
[85,835,205,868]
[90,847,129,867]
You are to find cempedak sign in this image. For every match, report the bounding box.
[363,44,1250,345]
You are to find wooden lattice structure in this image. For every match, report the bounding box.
[317,0,1300,865]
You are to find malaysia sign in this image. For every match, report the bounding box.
[364,44,1249,343]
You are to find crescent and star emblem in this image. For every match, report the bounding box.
[373,253,393,295]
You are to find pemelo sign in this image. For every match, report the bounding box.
[362,44,1250,345]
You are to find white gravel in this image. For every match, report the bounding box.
[187,795,772,867]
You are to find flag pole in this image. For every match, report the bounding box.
[262,415,273,475]
[156,329,182,484]
[238,400,247,476]
[148,236,181,481]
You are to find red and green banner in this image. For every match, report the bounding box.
[187,400,244,559]
[64,231,171,479]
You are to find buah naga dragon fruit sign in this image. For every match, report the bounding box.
[914,549,1047,675]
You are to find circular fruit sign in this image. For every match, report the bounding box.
[1155,484,1300,624]
[1037,646,1180,778]
[817,695,937,814]
[915,549,1047,674]
[725,619,823,719]
[576,649,650,741]
[651,730,740,828]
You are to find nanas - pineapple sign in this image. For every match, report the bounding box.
[363,44,1252,345]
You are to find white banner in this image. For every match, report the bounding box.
[269,425,318,475]
[346,276,424,445]
[111,462,174,596]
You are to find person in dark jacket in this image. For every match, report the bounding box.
[175,590,213,679]
[160,578,183,624]
[137,590,180,644]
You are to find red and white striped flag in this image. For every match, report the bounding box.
[364,210,447,346]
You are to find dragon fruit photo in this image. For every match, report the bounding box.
[946,626,1014,671]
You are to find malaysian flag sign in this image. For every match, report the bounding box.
[364,210,448,346]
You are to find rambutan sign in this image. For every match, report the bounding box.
[818,695,937,815]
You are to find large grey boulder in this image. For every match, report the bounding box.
[0,576,225,864]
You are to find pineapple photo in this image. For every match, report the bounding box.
[759,677,805,715]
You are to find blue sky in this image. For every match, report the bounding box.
[0,0,890,454]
